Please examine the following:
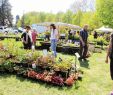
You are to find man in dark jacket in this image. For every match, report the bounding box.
[79,25,89,61]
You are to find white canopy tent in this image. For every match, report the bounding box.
[37,22,81,30]
[96,26,113,33]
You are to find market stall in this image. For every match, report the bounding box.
[0,42,83,86]
[96,26,113,33]
[39,41,80,54]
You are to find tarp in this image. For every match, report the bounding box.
[37,22,81,30]
[96,26,113,33]
[31,24,47,33]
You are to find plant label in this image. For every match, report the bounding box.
[32,63,36,69]
[43,49,48,56]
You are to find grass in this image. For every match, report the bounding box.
[0,39,111,95]
[0,50,112,95]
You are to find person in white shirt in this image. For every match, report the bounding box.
[50,24,59,57]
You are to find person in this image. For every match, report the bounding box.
[70,29,74,34]
[50,24,59,57]
[79,24,89,61]
[105,33,113,95]
[93,31,98,39]
[31,28,37,46]
[68,30,72,43]
[21,26,32,49]
[77,31,80,35]
[45,29,50,41]
[68,30,72,37]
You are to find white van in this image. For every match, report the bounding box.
[0,26,9,33]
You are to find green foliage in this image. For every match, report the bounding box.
[0,52,111,95]
[39,12,46,22]
[0,0,13,26]
[45,31,50,35]
[62,10,73,24]
[97,0,113,28]
[88,35,109,46]
[20,10,101,31]
[88,35,95,42]
[72,10,83,26]
[53,60,72,71]
[74,35,80,40]
[55,12,64,22]
[17,1,106,31]
[17,20,21,27]
[45,13,56,22]
[95,37,108,45]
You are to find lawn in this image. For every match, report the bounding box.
[0,49,112,95]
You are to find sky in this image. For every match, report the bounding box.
[9,0,75,18]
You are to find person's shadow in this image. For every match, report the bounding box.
[79,59,90,69]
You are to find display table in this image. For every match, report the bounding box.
[0,36,21,41]
[39,42,80,54]
[62,46,79,54]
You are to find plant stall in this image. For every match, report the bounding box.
[0,42,83,86]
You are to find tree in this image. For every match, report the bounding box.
[18,12,57,27]
[72,10,83,26]
[19,12,40,27]
[89,12,102,30]
[55,12,64,22]
[70,0,89,26]
[63,10,73,24]
[70,0,95,13]
[0,0,13,26]
[39,12,46,22]
[70,0,99,28]
[45,13,56,22]
[97,0,113,28]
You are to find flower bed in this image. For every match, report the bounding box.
[0,42,83,86]
[0,61,83,86]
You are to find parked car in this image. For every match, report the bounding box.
[12,28,19,34]
[0,26,9,33]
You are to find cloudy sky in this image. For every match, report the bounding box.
[9,0,75,18]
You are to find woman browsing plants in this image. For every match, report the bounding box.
[50,24,59,57]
